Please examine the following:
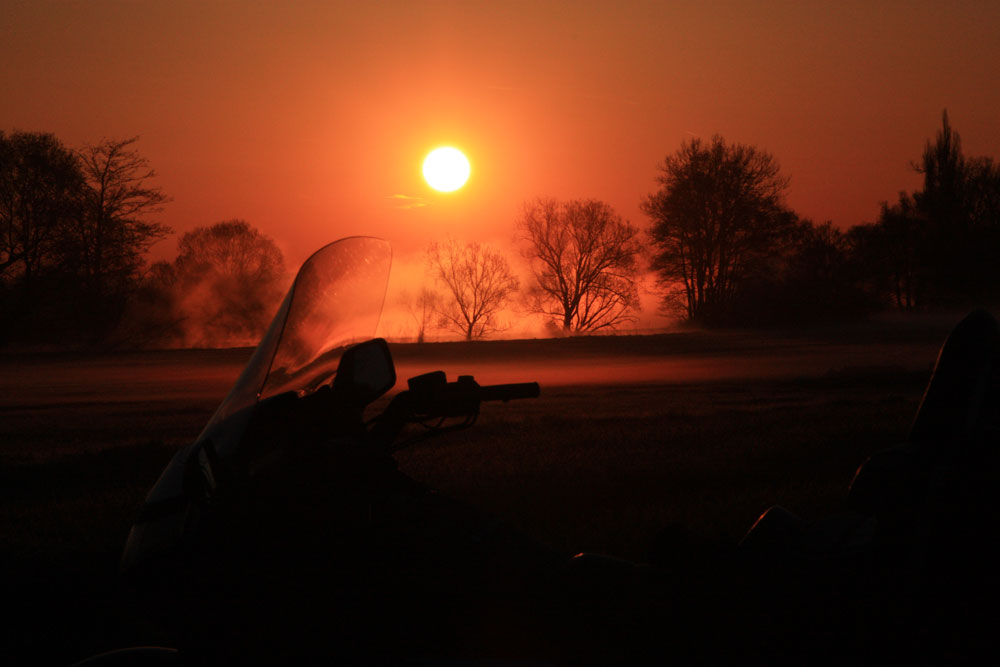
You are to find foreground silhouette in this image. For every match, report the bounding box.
[78,238,998,665]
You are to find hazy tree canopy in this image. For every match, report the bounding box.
[0,131,82,293]
[169,220,286,346]
[427,238,518,340]
[71,137,170,297]
[517,198,641,333]
[176,220,283,281]
[642,135,795,322]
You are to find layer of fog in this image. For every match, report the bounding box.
[376,251,671,342]
[2,339,939,409]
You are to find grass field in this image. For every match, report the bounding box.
[0,323,949,663]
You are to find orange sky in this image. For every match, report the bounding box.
[3,0,1000,323]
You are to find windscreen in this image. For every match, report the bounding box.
[195,236,392,457]
[260,237,392,398]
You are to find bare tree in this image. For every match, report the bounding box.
[427,239,518,340]
[399,286,440,342]
[517,198,641,333]
[641,135,796,322]
[72,136,170,295]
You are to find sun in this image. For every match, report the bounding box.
[422,147,470,192]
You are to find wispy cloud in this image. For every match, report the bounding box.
[387,194,429,210]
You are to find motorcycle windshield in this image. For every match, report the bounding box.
[197,236,392,458]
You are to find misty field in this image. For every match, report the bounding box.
[0,323,949,663]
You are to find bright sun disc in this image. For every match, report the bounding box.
[423,147,470,192]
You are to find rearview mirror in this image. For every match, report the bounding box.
[333,338,396,406]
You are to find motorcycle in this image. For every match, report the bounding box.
[110,236,567,665]
[79,237,999,665]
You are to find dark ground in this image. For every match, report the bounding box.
[0,323,950,664]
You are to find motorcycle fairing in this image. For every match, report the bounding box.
[121,237,392,573]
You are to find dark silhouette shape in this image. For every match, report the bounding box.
[72,137,171,299]
[0,131,82,303]
[717,218,876,326]
[642,135,798,323]
[847,309,999,518]
[1,131,170,344]
[743,309,1000,663]
[850,195,925,311]
[112,237,1000,665]
[857,112,1000,310]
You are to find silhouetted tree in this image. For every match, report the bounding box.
[851,195,925,310]
[427,238,518,340]
[779,220,874,321]
[517,198,641,332]
[965,156,1000,229]
[913,110,974,303]
[915,111,965,231]
[70,137,170,299]
[399,286,440,343]
[0,131,82,297]
[113,260,185,346]
[170,220,286,346]
[642,136,796,323]
[700,217,873,326]
[859,111,1000,309]
[0,131,176,345]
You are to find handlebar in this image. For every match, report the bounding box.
[370,372,540,452]
[405,372,539,416]
[478,382,540,403]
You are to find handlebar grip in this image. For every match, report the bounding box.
[478,382,540,402]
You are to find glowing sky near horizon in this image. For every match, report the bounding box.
[2,0,999,274]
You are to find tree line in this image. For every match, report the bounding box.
[650,111,1000,326]
[851,112,1000,311]
[1,132,169,345]
[0,131,287,347]
[414,111,1000,338]
[417,199,643,340]
[4,111,999,347]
